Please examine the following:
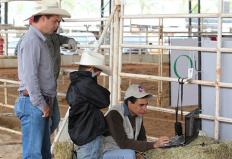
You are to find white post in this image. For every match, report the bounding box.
[94,7,116,53]
[158,18,164,106]
[214,0,223,140]
[109,0,114,101]
[117,1,123,102]
[111,4,121,105]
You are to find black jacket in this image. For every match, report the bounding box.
[66,71,110,146]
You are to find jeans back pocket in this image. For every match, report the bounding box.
[14,97,30,120]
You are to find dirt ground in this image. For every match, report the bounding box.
[0,64,196,158]
[0,130,21,159]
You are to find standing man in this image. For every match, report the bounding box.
[103,84,170,159]
[14,2,71,159]
[66,52,111,159]
[15,17,77,134]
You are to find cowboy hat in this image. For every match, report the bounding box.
[75,52,112,75]
[25,0,71,20]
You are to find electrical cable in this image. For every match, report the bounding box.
[175,78,185,136]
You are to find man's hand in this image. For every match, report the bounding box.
[67,38,77,50]
[153,136,170,148]
[42,105,50,118]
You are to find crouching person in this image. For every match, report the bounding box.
[66,52,111,159]
[103,84,170,159]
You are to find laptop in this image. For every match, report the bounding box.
[161,108,201,148]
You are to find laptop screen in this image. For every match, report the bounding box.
[184,108,201,144]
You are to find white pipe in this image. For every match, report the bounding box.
[147,106,232,124]
[122,43,232,53]
[76,44,110,49]
[214,0,223,140]
[63,18,108,22]
[0,103,14,109]
[122,13,232,19]
[0,25,27,30]
[0,30,26,34]
[120,72,232,88]
[51,107,70,153]
[112,5,120,105]
[94,7,117,52]
[158,18,164,106]
[109,0,114,99]
[121,44,232,53]
[0,79,19,84]
[117,2,124,102]
[0,126,21,135]
[61,68,108,77]
[0,84,18,88]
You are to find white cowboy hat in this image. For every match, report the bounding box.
[75,52,111,75]
[25,0,71,20]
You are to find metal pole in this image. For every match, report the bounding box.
[0,126,21,135]
[51,108,69,153]
[146,106,232,124]
[188,0,192,36]
[109,0,112,14]
[117,0,123,102]
[158,18,163,106]
[121,43,221,52]
[64,17,108,22]
[4,2,7,24]
[197,0,202,119]
[122,13,232,18]
[120,72,232,88]
[4,2,8,56]
[214,0,223,140]
[109,0,114,99]
[94,7,116,52]
[112,4,120,105]
[101,0,104,33]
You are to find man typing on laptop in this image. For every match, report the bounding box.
[103,84,170,159]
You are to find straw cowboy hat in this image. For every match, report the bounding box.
[75,52,112,75]
[25,0,71,20]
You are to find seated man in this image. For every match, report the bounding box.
[103,84,169,159]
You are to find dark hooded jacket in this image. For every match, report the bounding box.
[66,71,110,146]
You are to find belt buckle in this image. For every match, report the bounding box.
[19,90,29,97]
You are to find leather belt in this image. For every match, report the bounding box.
[19,90,53,108]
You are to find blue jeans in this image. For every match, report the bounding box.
[103,149,136,159]
[14,96,51,159]
[50,96,60,134]
[75,135,103,159]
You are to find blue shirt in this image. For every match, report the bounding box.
[17,26,56,110]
